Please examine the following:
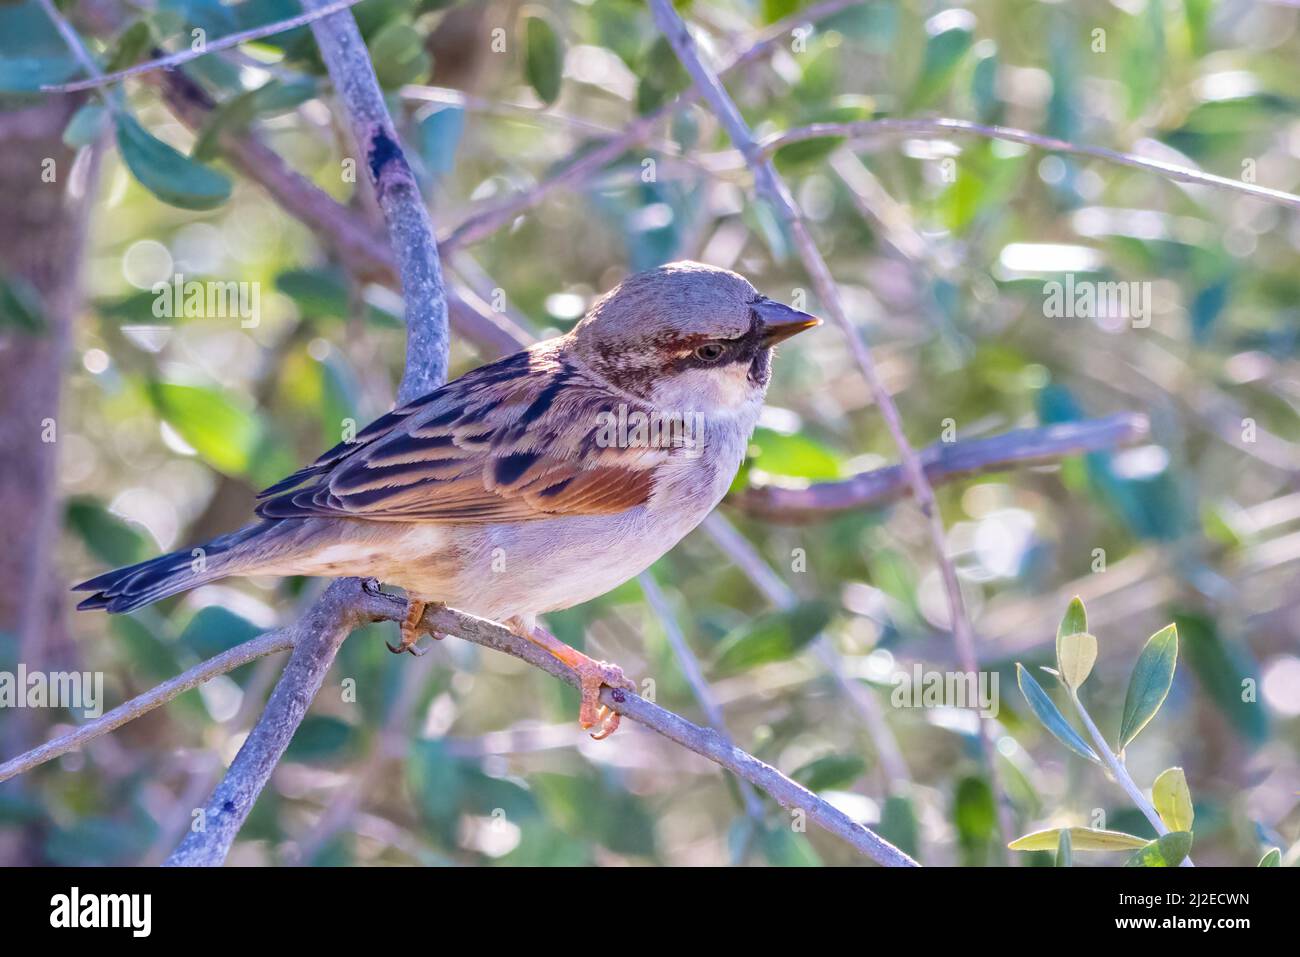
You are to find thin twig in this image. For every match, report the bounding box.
[1070,689,1194,866]
[702,514,913,790]
[438,0,857,252]
[163,580,397,865]
[648,0,1008,852]
[763,118,1300,212]
[733,413,1151,522]
[2,585,916,865]
[412,603,917,866]
[292,652,434,863]
[37,0,108,89]
[638,573,766,823]
[44,0,371,93]
[0,629,295,784]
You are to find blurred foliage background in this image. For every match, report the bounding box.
[0,0,1298,866]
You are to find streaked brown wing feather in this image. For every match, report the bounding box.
[255,343,666,524]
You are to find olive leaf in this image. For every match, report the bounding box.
[711,600,830,674]
[1125,831,1192,867]
[523,13,564,105]
[115,113,232,210]
[1008,826,1148,852]
[1015,664,1099,763]
[1118,623,1178,750]
[1055,828,1072,867]
[1055,596,1096,687]
[1057,595,1087,639]
[1057,632,1098,689]
[63,102,107,149]
[1151,767,1193,832]
[1258,848,1281,867]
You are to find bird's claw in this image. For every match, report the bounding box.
[576,660,635,740]
[386,598,445,657]
[386,639,428,657]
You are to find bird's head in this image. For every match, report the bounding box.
[568,260,821,414]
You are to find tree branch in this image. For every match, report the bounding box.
[763,118,1300,212]
[164,0,449,866]
[0,629,293,784]
[702,514,914,792]
[410,603,917,866]
[438,0,858,252]
[732,413,1151,522]
[304,3,448,402]
[647,0,1008,852]
[3,582,917,866]
[44,0,370,93]
[638,573,765,825]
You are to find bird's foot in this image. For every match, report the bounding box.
[575,658,636,740]
[505,617,635,739]
[386,599,447,656]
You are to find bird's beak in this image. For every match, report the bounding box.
[754,298,822,346]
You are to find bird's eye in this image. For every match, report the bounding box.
[693,342,726,362]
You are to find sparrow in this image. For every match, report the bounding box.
[74,261,821,737]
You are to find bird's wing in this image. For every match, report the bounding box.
[255,346,671,523]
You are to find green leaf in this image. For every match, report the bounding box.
[759,825,823,866]
[110,613,180,682]
[369,21,431,89]
[146,381,261,477]
[0,273,46,333]
[772,136,845,173]
[1160,831,1193,866]
[1009,826,1149,852]
[1151,767,1193,832]
[115,113,232,210]
[65,496,149,567]
[1118,623,1178,750]
[1014,664,1099,763]
[178,606,262,659]
[275,267,402,328]
[910,12,974,108]
[0,55,80,93]
[1259,848,1281,867]
[1125,831,1192,867]
[760,0,801,24]
[710,600,830,674]
[105,20,153,75]
[634,37,689,113]
[1055,828,1072,867]
[283,715,357,763]
[1057,596,1087,640]
[63,102,107,149]
[193,78,317,161]
[879,794,920,860]
[742,426,843,481]
[1057,632,1097,689]
[953,776,997,865]
[791,754,866,792]
[1177,611,1268,745]
[418,105,465,176]
[523,13,564,105]
[407,738,467,826]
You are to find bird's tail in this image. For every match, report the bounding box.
[72,522,280,613]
